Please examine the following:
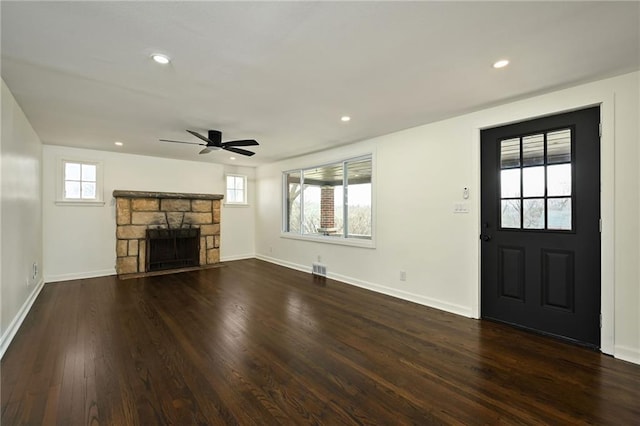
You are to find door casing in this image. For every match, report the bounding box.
[470,95,615,355]
[480,107,600,346]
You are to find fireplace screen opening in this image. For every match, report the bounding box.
[146,228,200,272]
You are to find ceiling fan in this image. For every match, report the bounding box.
[160,130,259,156]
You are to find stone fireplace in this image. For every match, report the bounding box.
[113,190,223,278]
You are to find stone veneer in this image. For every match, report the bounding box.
[113,190,223,277]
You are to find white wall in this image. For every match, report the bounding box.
[42,146,256,281]
[221,165,256,261]
[255,72,640,364]
[1,80,44,357]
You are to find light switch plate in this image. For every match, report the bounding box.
[453,203,469,213]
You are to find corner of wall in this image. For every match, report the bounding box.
[0,279,45,360]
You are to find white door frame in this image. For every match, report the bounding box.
[471,94,615,355]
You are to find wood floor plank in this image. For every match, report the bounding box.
[2,259,639,425]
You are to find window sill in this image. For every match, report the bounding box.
[223,203,249,208]
[280,232,375,249]
[55,200,105,207]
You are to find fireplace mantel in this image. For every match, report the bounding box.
[113,190,224,200]
[113,190,224,278]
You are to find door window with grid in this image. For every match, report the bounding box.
[500,129,572,231]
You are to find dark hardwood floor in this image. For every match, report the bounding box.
[2,259,639,425]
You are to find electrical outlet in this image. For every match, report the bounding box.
[317,255,322,263]
[400,271,406,281]
[269,246,273,254]
[25,277,30,287]
[32,262,38,280]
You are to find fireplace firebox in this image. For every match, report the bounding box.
[146,228,200,272]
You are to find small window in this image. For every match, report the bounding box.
[57,159,104,205]
[226,175,247,205]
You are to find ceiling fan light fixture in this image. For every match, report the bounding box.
[493,59,509,69]
[151,53,170,64]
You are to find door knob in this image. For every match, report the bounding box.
[480,234,492,242]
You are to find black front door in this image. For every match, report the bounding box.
[480,107,601,347]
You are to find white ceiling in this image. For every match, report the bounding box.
[2,1,638,166]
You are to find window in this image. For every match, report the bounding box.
[57,159,104,205]
[499,128,573,231]
[226,174,247,205]
[283,155,373,242]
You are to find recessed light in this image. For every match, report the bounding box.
[341,116,351,122]
[493,59,509,69]
[229,157,236,160]
[151,53,170,65]
[114,141,123,146]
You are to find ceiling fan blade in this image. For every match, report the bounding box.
[160,139,206,146]
[165,131,257,157]
[222,139,259,147]
[186,130,215,145]
[224,147,255,156]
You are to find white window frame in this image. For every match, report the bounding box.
[281,154,375,248]
[225,174,248,206]
[56,158,104,206]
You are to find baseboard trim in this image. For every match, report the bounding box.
[256,255,473,318]
[255,254,310,274]
[0,278,45,359]
[45,268,115,283]
[615,345,640,365]
[329,271,474,318]
[221,253,256,262]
